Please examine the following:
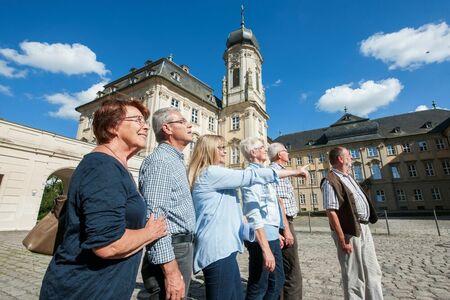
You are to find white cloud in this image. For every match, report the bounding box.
[45,82,107,120]
[265,79,282,89]
[300,92,309,100]
[0,84,13,96]
[0,60,27,78]
[315,78,403,116]
[360,22,450,70]
[0,41,108,76]
[415,105,429,111]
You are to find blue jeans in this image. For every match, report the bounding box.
[245,239,285,300]
[203,252,244,300]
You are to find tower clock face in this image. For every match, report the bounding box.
[229,52,240,68]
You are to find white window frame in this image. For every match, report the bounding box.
[191,108,198,124]
[299,194,306,205]
[386,144,396,156]
[435,138,445,150]
[424,161,435,176]
[371,162,382,180]
[431,188,441,200]
[171,98,180,108]
[375,190,386,202]
[414,189,423,201]
[231,146,240,164]
[296,157,302,165]
[231,116,240,130]
[350,148,360,159]
[367,146,378,157]
[402,143,411,153]
[418,141,428,151]
[298,177,305,185]
[309,171,316,185]
[353,164,364,182]
[312,193,318,205]
[319,153,326,163]
[408,163,417,177]
[307,154,313,164]
[442,160,450,175]
[396,189,406,202]
[208,116,215,131]
[391,165,401,179]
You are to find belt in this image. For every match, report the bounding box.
[171,233,194,244]
[359,220,369,225]
[286,216,295,222]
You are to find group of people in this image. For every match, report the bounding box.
[40,98,383,300]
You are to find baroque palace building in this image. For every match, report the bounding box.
[0,12,449,231]
[274,108,450,212]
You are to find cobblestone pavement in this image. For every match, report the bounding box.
[1,217,449,299]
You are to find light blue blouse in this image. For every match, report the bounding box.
[241,163,284,241]
[192,165,279,272]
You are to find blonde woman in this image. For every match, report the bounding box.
[188,134,305,300]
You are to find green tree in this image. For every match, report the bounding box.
[38,175,64,220]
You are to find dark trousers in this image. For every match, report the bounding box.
[245,239,285,300]
[280,221,303,300]
[141,242,193,300]
[202,251,244,300]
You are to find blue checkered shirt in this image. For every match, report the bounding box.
[139,143,195,264]
[321,168,370,222]
[270,162,299,218]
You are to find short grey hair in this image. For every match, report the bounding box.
[240,137,265,161]
[152,107,180,143]
[268,142,286,162]
[329,147,346,166]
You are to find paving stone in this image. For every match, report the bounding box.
[0,218,449,299]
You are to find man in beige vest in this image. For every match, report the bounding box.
[320,147,383,300]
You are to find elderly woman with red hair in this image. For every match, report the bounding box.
[40,98,167,300]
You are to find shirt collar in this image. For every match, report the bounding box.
[270,162,285,170]
[249,162,264,168]
[332,168,350,178]
[159,142,185,160]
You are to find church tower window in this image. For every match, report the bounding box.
[232,68,240,88]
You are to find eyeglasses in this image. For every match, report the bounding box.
[166,118,188,125]
[123,115,148,126]
[254,145,267,151]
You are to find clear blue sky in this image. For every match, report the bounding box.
[1,0,449,139]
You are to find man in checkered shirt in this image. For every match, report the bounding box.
[269,142,307,300]
[139,107,195,300]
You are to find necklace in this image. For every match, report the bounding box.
[103,144,127,168]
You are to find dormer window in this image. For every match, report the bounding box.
[171,72,181,82]
[129,77,138,84]
[422,121,433,129]
[391,126,401,133]
[307,140,314,146]
[146,69,156,77]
